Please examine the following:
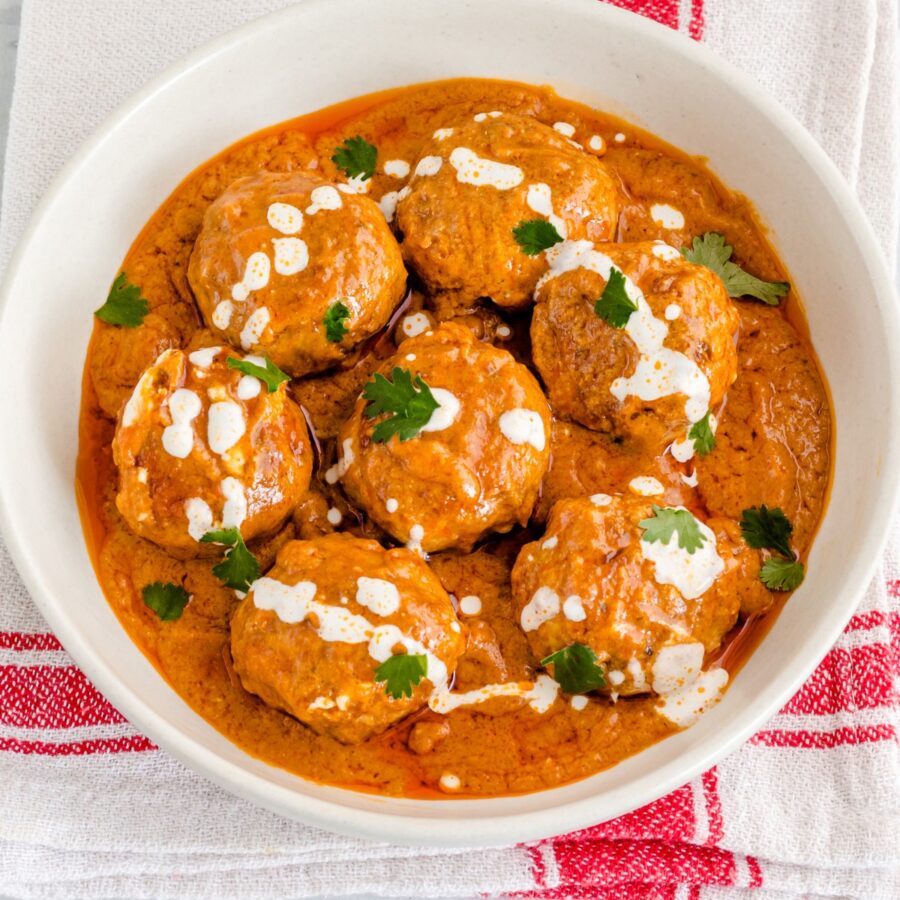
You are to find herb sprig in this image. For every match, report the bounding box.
[331,136,377,181]
[141,582,190,621]
[739,505,804,591]
[688,412,716,457]
[200,527,260,592]
[594,267,638,328]
[513,219,563,256]
[639,505,707,554]
[682,233,789,306]
[541,643,606,694]
[376,653,428,699]
[95,272,148,327]
[323,301,351,343]
[362,367,439,443]
[226,355,290,392]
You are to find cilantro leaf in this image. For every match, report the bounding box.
[226,355,290,392]
[639,505,707,554]
[331,135,377,181]
[739,506,794,559]
[594,267,638,328]
[513,219,564,256]
[95,272,149,327]
[362,367,439,442]
[375,653,428,699]
[323,301,351,343]
[682,233,789,305]
[688,412,716,456]
[541,643,606,694]
[200,527,259,592]
[141,582,190,621]
[759,557,805,591]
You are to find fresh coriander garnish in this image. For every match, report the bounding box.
[739,506,793,558]
[362,367,439,443]
[639,505,707,554]
[594,267,638,328]
[331,135,377,181]
[541,643,606,694]
[141,582,190,621]
[200,527,260,592]
[226,355,290,392]
[513,219,563,256]
[323,301,351,343]
[375,653,428,699]
[94,272,149,327]
[681,233,789,306]
[759,558,805,591]
[688,412,716,456]
[739,505,804,591]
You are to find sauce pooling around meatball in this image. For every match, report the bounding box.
[78,78,831,799]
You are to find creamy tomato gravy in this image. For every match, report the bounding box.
[77,79,832,798]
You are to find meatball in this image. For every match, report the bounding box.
[230,533,465,743]
[511,495,766,695]
[337,322,551,552]
[531,241,739,452]
[113,345,312,557]
[188,171,407,377]
[396,113,618,311]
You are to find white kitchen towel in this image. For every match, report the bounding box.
[0,1,898,898]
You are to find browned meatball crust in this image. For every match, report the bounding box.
[531,241,739,453]
[337,322,551,552]
[230,533,465,743]
[112,345,311,557]
[189,171,406,376]
[396,113,618,311]
[511,495,768,695]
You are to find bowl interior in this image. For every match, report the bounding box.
[0,0,897,846]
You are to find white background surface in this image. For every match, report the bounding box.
[0,1,896,898]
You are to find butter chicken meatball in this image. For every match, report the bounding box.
[511,495,767,696]
[337,322,551,552]
[531,241,739,452]
[396,113,618,311]
[189,171,406,377]
[230,533,465,743]
[113,345,312,557]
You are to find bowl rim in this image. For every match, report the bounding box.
[1,0,899,848]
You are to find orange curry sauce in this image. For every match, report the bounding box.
[77,79,832,798]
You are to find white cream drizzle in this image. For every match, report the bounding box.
[355,577,401,616]
[629,476,665,496]
[212,300,233,329]
[459,595,482,616]
[220,476,247,530]
[121,369,154,428]
[414,156,443,177]
[231,251,270,303]
[188,347,220,369]
[400,312,431,338]
[383,159,410,178]
[236,374,261,400]
[590,493,613,506]
[325,437,355,484]
[640,508,724,600]
[520,586,560,631]
[379,190,400,222]
[161,389,201,458]
[651,642,705,694]
[420,388,460,434]
[652,241,682,262]
[267,202,303,235]
[499,408,546,451]
[681,469,699,487]
[449,147,524,190]
[326,507,342,526]
[570,695,589,711]
[433,127,454,140]
[207,400,246,455]
[185,497,213,541]
[665,304,682,321]
[305,185,343,214]
[429,674,558,715]
[526,182,567,238]
[473,111,502,122]
[338,174,371,194]
[650,203,685,230]
[541,535,558,550]
[439,773,461,791]
[657,667,728,727]
[240,307,270,350]
[385,497,399,514]
[588,134,605,153]
[553,121,576,137]
[272,237,309,276]
[563,595,587,622]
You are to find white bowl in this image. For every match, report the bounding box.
[1,0,898,848]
